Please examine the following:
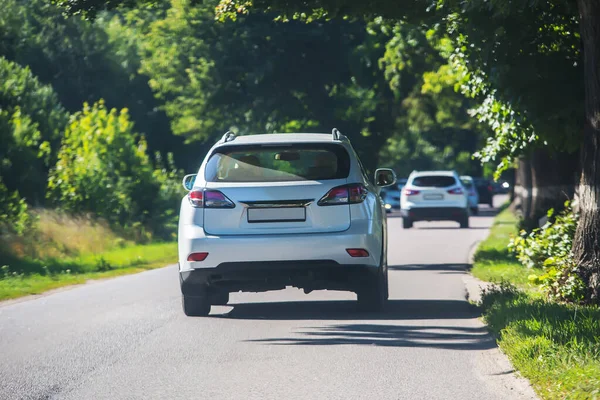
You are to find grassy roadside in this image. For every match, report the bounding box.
[0,242,176,301]
[0,210,177,301]
[471,208,532,287]
[473,207,600,399]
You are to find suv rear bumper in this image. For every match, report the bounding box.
[178,221,382,272]
[400,207,467,221]
[180,261,378,295]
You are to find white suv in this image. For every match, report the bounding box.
[400,170,469,229]
[178,130,396,316]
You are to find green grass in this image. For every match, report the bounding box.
[474,207,600,399]
[472,208,533,287]
[0,242,176,301]
[482,285,600,400]
[0,209,177,301]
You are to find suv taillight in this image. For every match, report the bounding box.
[188,190,235,208]
[318,184,368,206]
[447,187,464,195]
[403,188,420,196]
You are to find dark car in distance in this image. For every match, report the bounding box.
[473,178,494,207]
[380,178,407,213]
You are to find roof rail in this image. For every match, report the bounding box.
[221,130,236,143]
[332,128,341,141]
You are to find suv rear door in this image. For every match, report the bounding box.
[201,143,353,236]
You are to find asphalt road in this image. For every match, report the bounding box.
[0,195,537,400]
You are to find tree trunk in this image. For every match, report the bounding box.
[528,149,578,224]
[513,157,533,219]
[573,0,600,303]
[513,150,577,231]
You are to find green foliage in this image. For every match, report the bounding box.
[442,2,582,175]
[47,101,183,239]
[375,21,488,177]
[47,100,151,222]
[509,202,585,303]
[134,0,399,170]
[0,56,69,202]
[0,0,179,166]
[0,177,31,235]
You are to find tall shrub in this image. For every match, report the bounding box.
[509,202,585,302]
[47,100,182,239]
[0,57,69,203]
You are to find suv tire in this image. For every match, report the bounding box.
[210,290,229,306]
[459,214,470,229]
[182,294,211,316]
[402,218,413,229]
[357,269,387,312]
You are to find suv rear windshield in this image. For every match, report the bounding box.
[205,144,351,182]
[412,175,457,188]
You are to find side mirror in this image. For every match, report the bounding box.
[374,168,396,187]
[182,174,197,191]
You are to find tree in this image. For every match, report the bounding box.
[1,0,180,167]
[133,0,401,170]
[572,0,600,301]
[375,21,488,177]
[0,57,69,204]
[47,100,183,239]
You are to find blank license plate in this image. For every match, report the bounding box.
[247,207,306,223]
[424,194,444,200]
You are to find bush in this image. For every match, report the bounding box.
[47,100,183,240]
[509,201,585,302]
[47,100,152,223]
[0,57,69,203]
[150,152,184,239]
[0,177,31,235]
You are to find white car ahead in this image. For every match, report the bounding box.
[178,130,396,316]
[460,175,480,215]
[400,170,469,229]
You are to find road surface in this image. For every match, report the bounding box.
[0,197,536,400]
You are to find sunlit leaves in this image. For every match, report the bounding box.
[47,101,154,224]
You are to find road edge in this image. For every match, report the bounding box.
[0,264,176,308]
[464,240,539,400]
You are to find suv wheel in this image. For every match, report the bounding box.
[182,294,211,316]
[403,218,413,229]
[357,269,387,312]
[459,215,470,229]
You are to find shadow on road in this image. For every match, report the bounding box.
[246,322,495,350]
[386,204,501,220]
[414,226,489,230]
[221,298,479,322]
[475,208,501,218]
[389,263,469,272]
